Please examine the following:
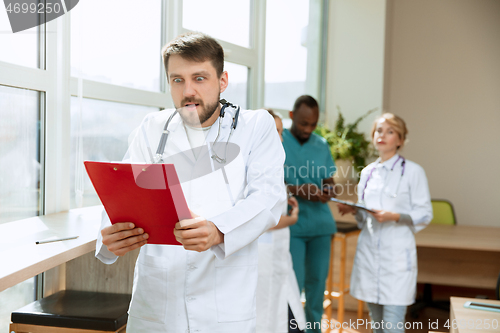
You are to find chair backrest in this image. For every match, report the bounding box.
[430,199,456,225]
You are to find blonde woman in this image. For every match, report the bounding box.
[337,113,432,333]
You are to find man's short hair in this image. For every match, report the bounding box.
[162,32,224,78]
[292,95,319,113]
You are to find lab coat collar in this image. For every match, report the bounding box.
[375,153,400,169]
[164,106,237,164]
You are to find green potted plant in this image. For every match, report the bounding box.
[314,106,378,181]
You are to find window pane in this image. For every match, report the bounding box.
[0,9,38,68]
[182,0,251,48]
[265,0,322,110]
[0,85,40,224]
[70,0,162,91]
[0,277,34,332]
[70,98,158,208]
[0,85,38,332]
[222,62,248,110]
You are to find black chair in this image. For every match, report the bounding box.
[10,290,131,333]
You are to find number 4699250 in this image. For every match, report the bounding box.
[6,2,62,14]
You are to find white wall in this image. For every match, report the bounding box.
[325,0,386,135]
[384,0,500,226]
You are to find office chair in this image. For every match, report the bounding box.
[410,199,456,318]
[429,199,456,226]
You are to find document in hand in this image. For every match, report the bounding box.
[330,198,376,214]
[84,161,191,245]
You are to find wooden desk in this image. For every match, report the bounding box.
[0,206,103,292]
[415,225,500,289]
[450,297,500,333]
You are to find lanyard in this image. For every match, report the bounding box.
[361,156,405,200]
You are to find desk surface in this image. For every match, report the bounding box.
[416,224,500,288]
[0,206,103,293]
[415,224,500,252]
[450,297,500,333]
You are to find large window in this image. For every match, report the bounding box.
[0,85,40,332]
[0,86,40,224]
[70,0,163,91]
[70,98,158,208]
[0,9,39,68]
[222,62,248,109]
[182,0,251,48]
[264,0,324,111]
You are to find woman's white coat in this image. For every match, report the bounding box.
[350,154,433,306]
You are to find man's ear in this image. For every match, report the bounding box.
[219,71,228,93]
[289,110,294,120]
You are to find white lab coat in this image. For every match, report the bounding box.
[350,154,433,306]
[95,108,286,333]
[257,201,306,333]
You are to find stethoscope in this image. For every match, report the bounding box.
[361,155,406,200]
[154,99,240,164]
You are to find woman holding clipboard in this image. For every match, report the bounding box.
[337,113,433,333]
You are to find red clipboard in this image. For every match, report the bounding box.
[84,161,191,245]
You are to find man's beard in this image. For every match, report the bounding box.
[177,95,220,127]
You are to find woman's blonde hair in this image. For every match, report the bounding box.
[265,108,282,120]
[371,113,408,149]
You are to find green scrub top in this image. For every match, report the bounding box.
[282,129,337,237]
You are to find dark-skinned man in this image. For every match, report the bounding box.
[283,95,337,333]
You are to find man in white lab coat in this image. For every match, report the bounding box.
[95,32,286,332]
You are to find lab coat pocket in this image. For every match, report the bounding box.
[215,264,257,322]
[395,247,416,272]
[128,254,168,324]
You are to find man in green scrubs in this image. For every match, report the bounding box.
[283,95,337,333]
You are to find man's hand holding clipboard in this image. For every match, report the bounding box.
[101,222,150,257]
[101,211,224,257]
[173,210,224,252]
